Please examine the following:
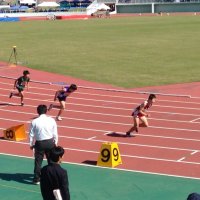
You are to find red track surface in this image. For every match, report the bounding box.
[0,63,200,179]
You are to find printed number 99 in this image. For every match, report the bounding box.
[101,148,110,162]
[101,148,119,162]
[113,148,119,161]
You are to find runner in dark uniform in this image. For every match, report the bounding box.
[126,94,156,137]
[48,84,77,121]
[9,70,30,106]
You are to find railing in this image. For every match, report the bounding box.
[117,0,200,3]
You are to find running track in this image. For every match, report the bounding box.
[0,65,200,179]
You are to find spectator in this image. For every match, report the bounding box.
[29,104,58,184]
[40,146,70,200]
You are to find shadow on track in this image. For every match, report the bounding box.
[106,132,135,138]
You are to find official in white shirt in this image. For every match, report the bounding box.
[29,104,58,185]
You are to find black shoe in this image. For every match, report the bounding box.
[126,132,131,137]
[9,92,13,98]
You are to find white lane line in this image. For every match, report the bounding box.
[0,78,191,98]
[0,80,196,104]
[0,117,30,123]
[190,118,200,122]
[2,96,200,118]
[1,91,200,121]
[0,132,198,153]
[0,100,200,129]
[1,97,200,121]
[0,107,199,135]
[1,139,200,165]
[0,108,200,144]
[177,157,186,162]
[56,148,200,166]
[87,136,96,140]
[2,79,200,104]
[176,151,199,162]
[59,135,200,152]
[191,150,198,155]
[1,86,200,110]
[1,102,200,129]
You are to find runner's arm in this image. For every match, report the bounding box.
[26,82,29,91]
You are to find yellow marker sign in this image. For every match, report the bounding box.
[97,142,122,167]
[3,124,27,141]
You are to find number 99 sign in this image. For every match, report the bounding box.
[97,142,122,167]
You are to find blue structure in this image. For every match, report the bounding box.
[0,17,20,22]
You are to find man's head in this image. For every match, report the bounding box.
[37,104,47,115]
[50,146,65,163]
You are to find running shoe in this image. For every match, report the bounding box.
[126,132,132,137]
[56,116,62,121]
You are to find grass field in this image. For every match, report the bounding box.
[0,15,200,88]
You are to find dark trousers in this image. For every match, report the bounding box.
[34,138,55,180]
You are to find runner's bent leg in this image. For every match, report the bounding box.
[139,116,149,127]
[57,101,65,120]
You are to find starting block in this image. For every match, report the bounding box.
[97,142,122,168]
[3,124,27,141]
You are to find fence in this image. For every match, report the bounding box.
[116,2,200,13]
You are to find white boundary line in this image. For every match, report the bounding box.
[1,152,200,180]
[0,139,199,165]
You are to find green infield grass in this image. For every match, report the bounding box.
[1,154,200,200]
[0,15,200,88]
